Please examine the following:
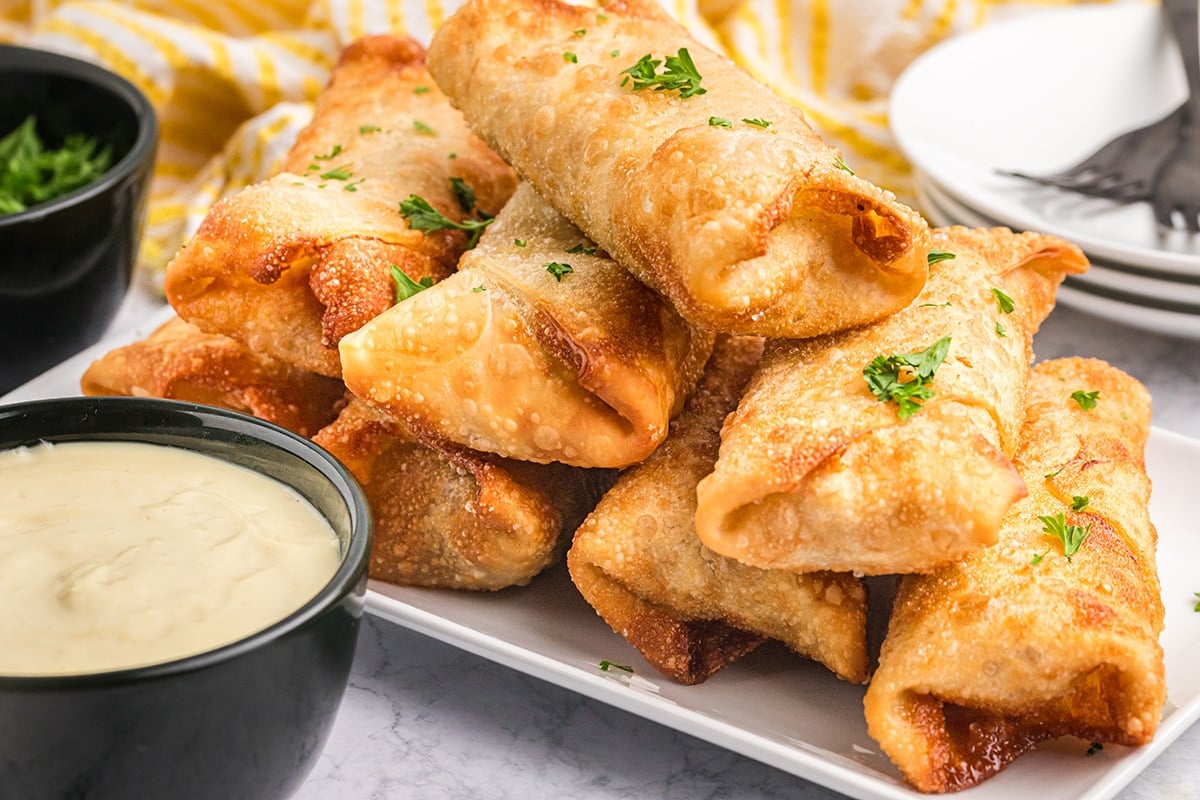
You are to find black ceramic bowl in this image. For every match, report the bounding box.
[0,46,157,395]
[0,397,372,800]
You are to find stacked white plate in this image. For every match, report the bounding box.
[890,3,1200,339]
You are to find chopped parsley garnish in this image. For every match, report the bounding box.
[1086,742,1104,757]
[610,49,620,58]
[413,86,431,94]
[413,120,436,136]
[313,143,342,160]
[834,155,855,175]
[398,194,493,248]
[514,238,527,247]
[918,301,952,308]
[863,335,952,420]
[709,116,732,128]
[1071,389,1100,411]
[1031,550,1049,566]
[0,115,112,215]
[343,178,365,192]
[995,322,1007,337]
[390,264,433,302]
[450,176,477,213]
[1045,466,1065,479]
[991,287,1015,314]
[359,124,381,134]
[1194,592,1200,612]
[927,249,956,266]
[1071,495,1090,511]
[564,52,578,63]
[1038,512,1092,561]
[565,242,596,255]
[598,660,633,673]
[574,28,587,36]
[544,261,574,281]
[472,284,485,292]
[319,165,354,181]
[621,48,706,98]
[742,117,771,128]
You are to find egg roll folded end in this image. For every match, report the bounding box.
[864,357,1164,793]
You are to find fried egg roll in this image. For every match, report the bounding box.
[80,316,346,437]
[165,35,516,377]
[695,227,1088,575]
[864,357,1164,793]
[568,337,868,684]
[427,0,930,337]
[339,183,713,468]
[314,400,610,590]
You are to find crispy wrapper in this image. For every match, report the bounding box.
[314,399,610,590]
[864,358,1164,793]
[79,316,346,437]
[339,183,713,468]
[695,227,1088,575]
[165,35,517,376]
[568,337,868,684]
[427,0,930,337]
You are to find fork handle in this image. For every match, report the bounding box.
[1163,0,1200,130]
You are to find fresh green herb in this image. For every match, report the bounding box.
[834,155,855,175]
[447,152,457,159]
[574,27,587,36]
[413,120,436,136]
[344,178,365,192]
[1045,466,1065,479]
[927,249,956,266]
[564,52,578,63]
[862,335,952,420]
[596,11,608,21]
[514,238,527,247]
[1194,592,1200,612]
[0,116,112,215]
[1031,550,1049,566]
[991,287,1015,314]
[565,242,596,255]
[398,194,493,248]
[598,660,633,673]
[1086,742,1104,757]
[358,124,381,134]
[450,176,477,213]
[620,48,706,98]
[472,284,485,292]
[1071,389,1100,411]
[544,261,574,281]
[918,301,952,308]
[413,85,431,94]
[319,165,354,181]
[390,264,434,302]
[1038,512,1092,561]
[995,322,1007,337]
[709,116,733,128]
[742,117,771,128]
[1071,495,1090,512]
[314,143,342,160]
[610,49,620,58]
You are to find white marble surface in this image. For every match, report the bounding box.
[286,303,1200,800]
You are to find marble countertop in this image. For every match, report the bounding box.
[72,289,1200,800]
[289,304,1199,800]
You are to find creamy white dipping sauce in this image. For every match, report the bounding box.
[0,440,341,676]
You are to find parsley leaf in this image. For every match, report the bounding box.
[1071,495,1090,511]
[1038,512,1092,561]
[565,242,596,255]
[358,124,381,134]
[564,52,578,63]
[862,335,952,420]
[544,261,574,281]
[1086,742,1104,757]
[709,116,733,128]
[995,322,1007,337]
[398,194,493,249]
[514,238,527,247]
[1031,550,1049,566]
[313,143,342,160]
[1194,592,1200,612]
[450,176,476,213]
[390,264,433,302]
[0,116,113,215]
[927,249,956,266]
[621,48,706,98]
[598,660,633,673]
[742,117,771,128]
[1071,389,1100,411]
[413,86,431,94]
[918,302,952,308]
[834,155,855,175]
[991,287,1015,313]
[1045,466,1065,479]
[574,28,587,36]
[413,120,436,136]
[319,165,354,181]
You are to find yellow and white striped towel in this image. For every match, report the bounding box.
[1,0,1129,278]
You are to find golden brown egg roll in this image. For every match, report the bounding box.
[568,336,869,685]
[165,35,517,377]
[695,227,1088,575]
[426,0,930,337]
[864,357,1165,793]
[339,183,713,468]
[79,316,346,438]
[314,399,610,590]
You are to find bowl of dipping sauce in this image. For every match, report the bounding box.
[0,396,371,800]
[0,45,157,394]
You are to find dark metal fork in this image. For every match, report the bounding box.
[1149,0,1200,230]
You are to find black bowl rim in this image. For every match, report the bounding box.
[0,43,158,227]
[0,396,372,689]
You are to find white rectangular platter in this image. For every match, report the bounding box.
[8,307,1199,800]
